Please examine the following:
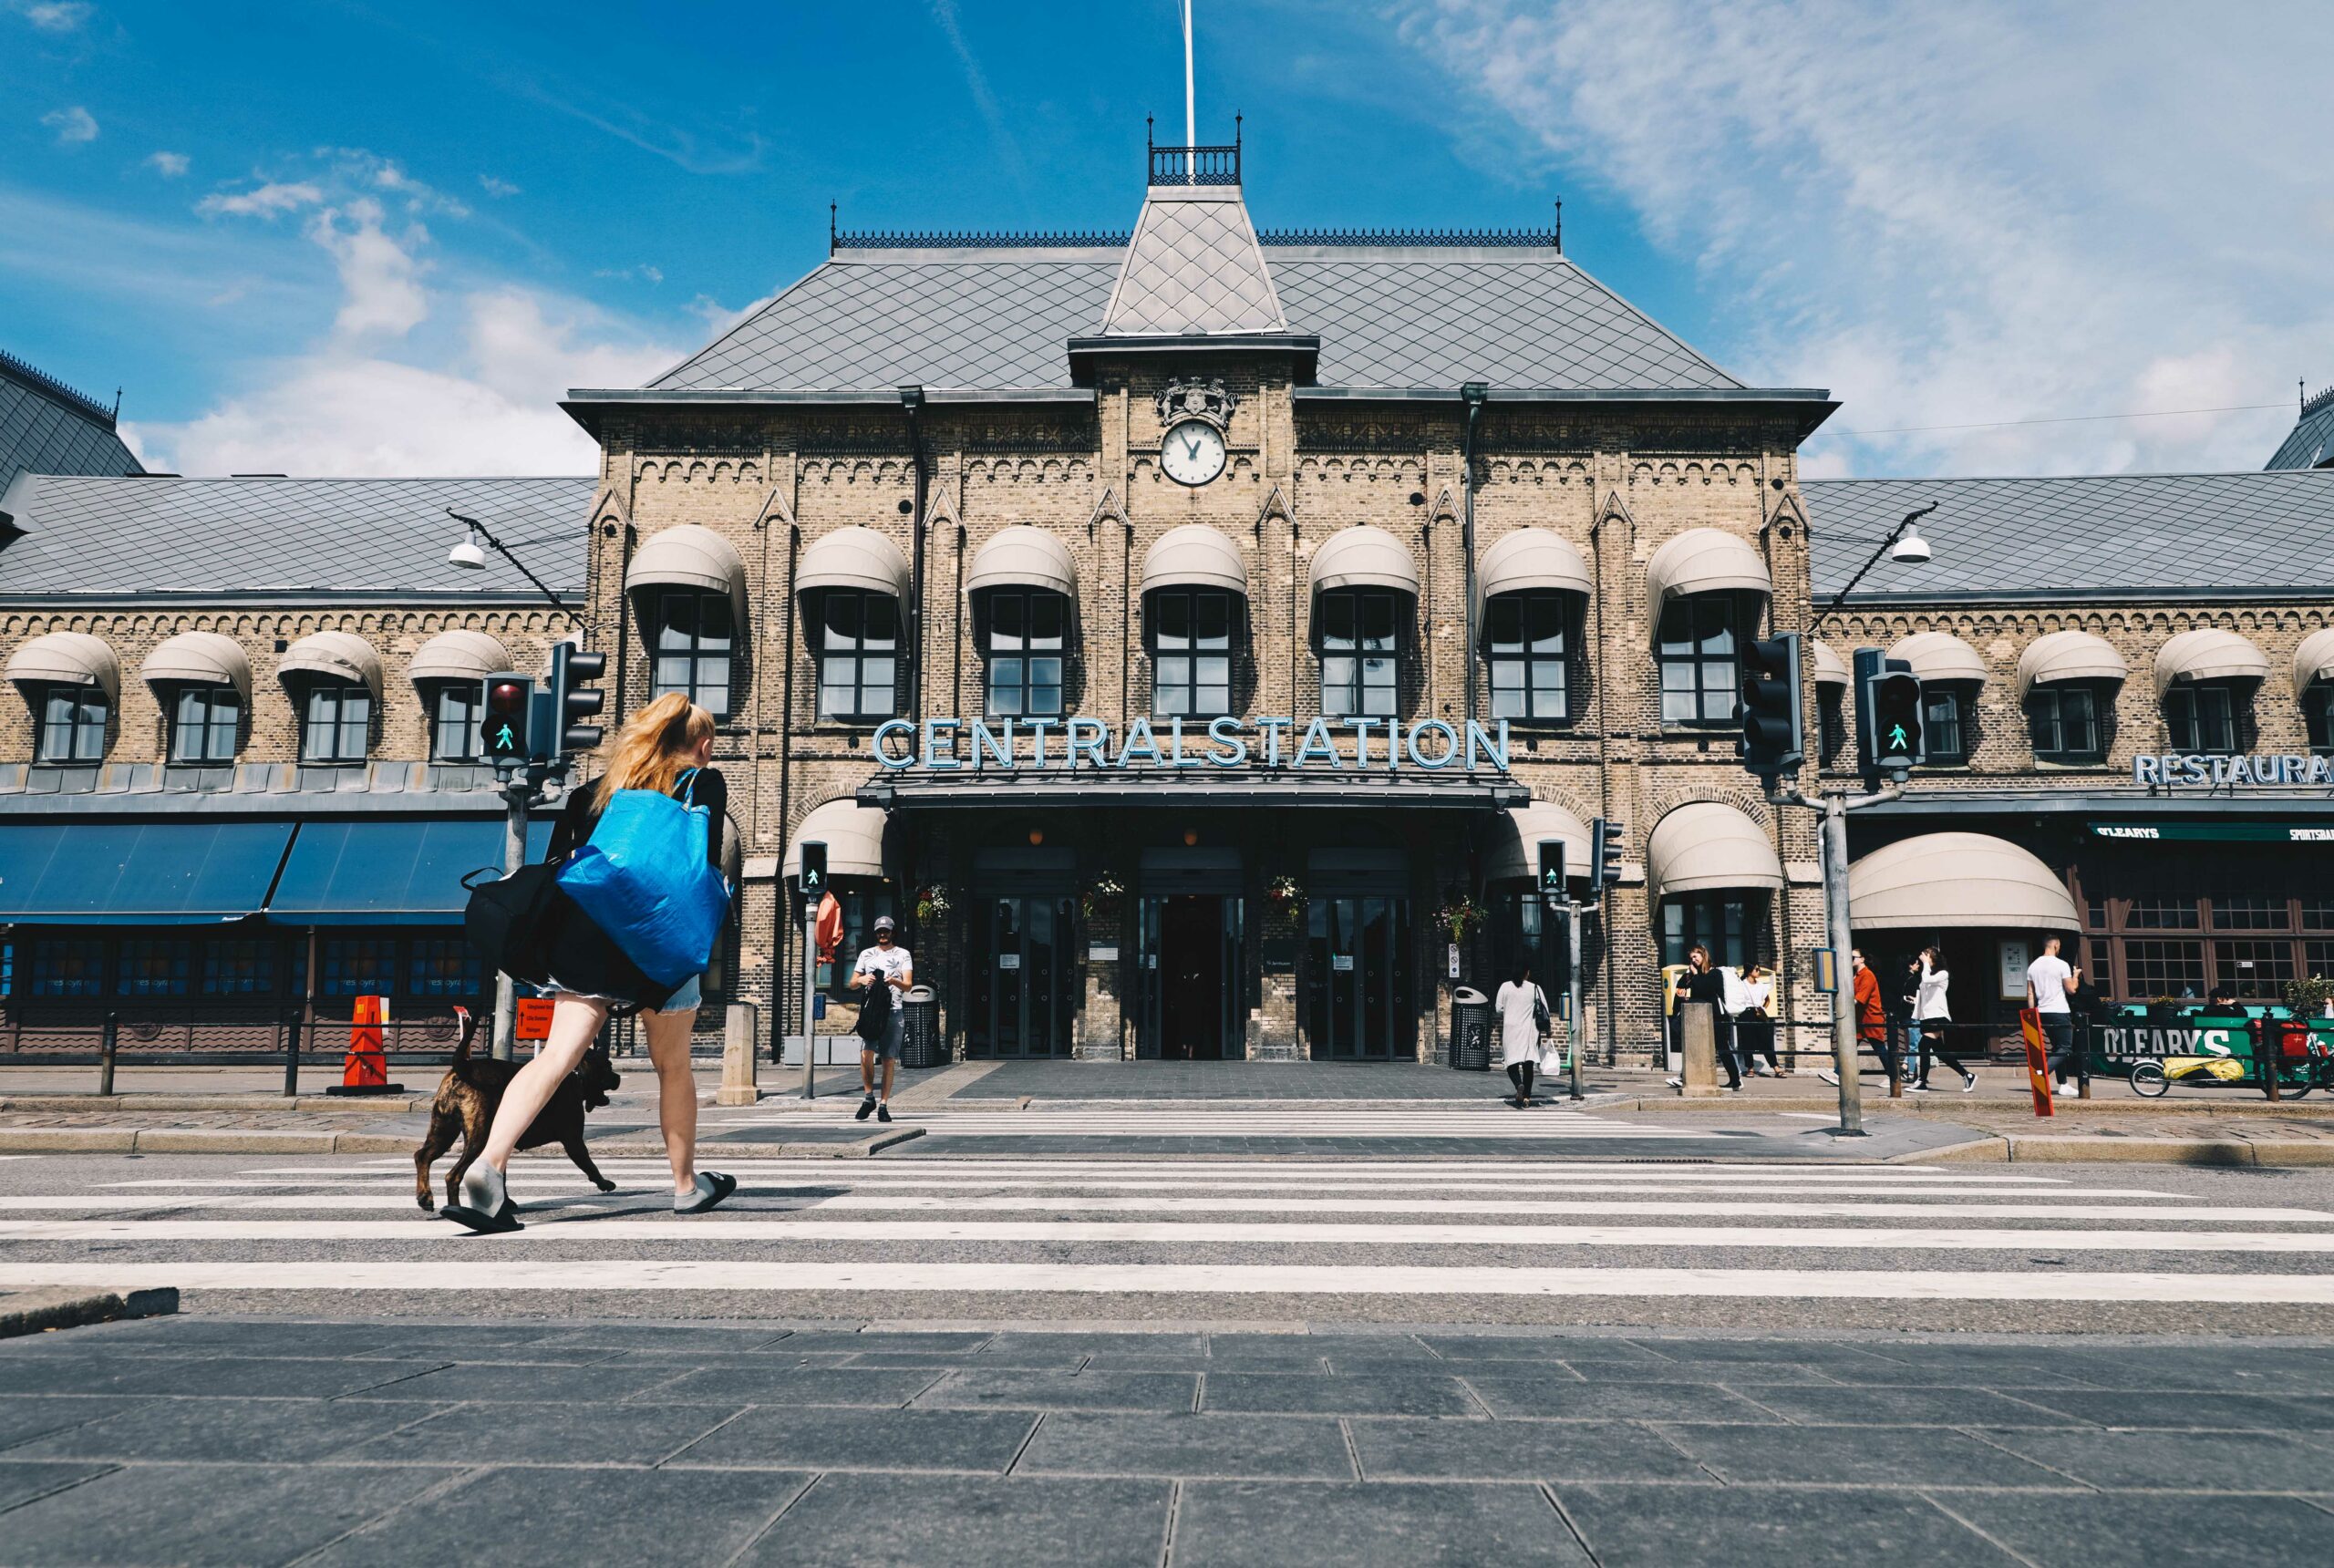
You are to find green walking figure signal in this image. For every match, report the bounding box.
[481,674,533,762]
[1854,647,1925,784]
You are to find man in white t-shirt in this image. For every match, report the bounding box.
[851,916,914,1123]
[2024,936,2080,1095]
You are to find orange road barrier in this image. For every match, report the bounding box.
[326,994,403,1097]
[2019,1006,2053,1118]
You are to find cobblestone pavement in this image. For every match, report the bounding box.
[2,1315,2329,1566]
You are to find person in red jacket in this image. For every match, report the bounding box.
[1821,948,1897,1088]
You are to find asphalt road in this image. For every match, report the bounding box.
[6,1150,2334,1331]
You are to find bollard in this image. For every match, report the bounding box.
[98,1011,119,1097]
[718,1002,761,1107]
[1678,1002,1720,1097]
[282,1010,300,1099]
[2261,1017,2282,1103]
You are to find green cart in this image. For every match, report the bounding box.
[2089,1008,2334,1099]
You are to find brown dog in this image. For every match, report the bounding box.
[414,1006,622,1212]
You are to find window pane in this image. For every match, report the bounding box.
[2214,940,2293,998]
[822,592,862,650]
[201,940,274,997]
[1317,593,1354,649]
[1486,597,1520,651]
[1194,593,1231,647]
[863,595,898,650]
[1153,592,1190,646]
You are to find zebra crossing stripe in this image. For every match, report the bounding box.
[6,1218,2333,1253]
[3,1258,2330,1304]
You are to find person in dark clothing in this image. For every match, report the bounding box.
[1667,944,1740,1090]
[447,692,735,1233]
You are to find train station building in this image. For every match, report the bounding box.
[2,135,2330,1068]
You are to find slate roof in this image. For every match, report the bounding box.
[0,474,590,600]
[1100,186,1286,337]
[2267,390,2334,470]
[645,243,1743,395]
[0,351,140,494]
[1803,469,2334,599]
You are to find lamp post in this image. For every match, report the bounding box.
[1777,500,1938,1132]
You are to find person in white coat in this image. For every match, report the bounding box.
[1493,963,1551,1109]
[1909,946,1976,1091]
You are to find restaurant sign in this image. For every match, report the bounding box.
[2134,753,2334,786]
[2090,1022,2247,1060]
[870,716,1513,773]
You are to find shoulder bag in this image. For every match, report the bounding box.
[554,769,733,986]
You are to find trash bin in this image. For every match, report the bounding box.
[899,985,945,1068]
[1449,985,1492,1070]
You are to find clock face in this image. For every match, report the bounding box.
[1161,418,1228,487]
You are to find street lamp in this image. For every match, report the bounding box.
[443,506,580,624]
[1808,501,1938,634]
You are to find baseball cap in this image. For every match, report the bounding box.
[873,916,897,934]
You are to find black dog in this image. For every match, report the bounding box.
[413,1006,622,1213]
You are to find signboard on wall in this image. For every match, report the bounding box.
[1998,939,2030,1002]
[2091,821,2334,843]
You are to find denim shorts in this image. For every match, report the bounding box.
[864,1006,906,1061]
[541,973,701,1013]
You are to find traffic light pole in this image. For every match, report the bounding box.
[1566,898,1585,1102]
[801,905,819,1100]
[1774,779,1901,1136]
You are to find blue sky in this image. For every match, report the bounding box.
[5,0,2329,480]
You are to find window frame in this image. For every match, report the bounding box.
[647,588,736,720]
[978,587,1069,719]
[2305,682,2334,756]
[1315,586,1405,720]
[426,681,485,764]
[169,685,241,765]
[1659,892,1762,970]
[1921,683,1976,766]
[1655,594,1743,730]
[1484,591,1572,726]
[811,588,903,724]
[297,680,373,765]
[32,684,107,764]
[1146,586,1238,719]
[2028,683,2105,766]
[2164,680,2244,756]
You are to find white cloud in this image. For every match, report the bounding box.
[306,197,429,339]
[593,263,663,284]
[40,105,97,144]
[196,181,323,219]
[1406,0,2334,476]
[14,2,92,32]
[477,174,521,199]
[329,149,471,218]
[126,257,680,477]
[145,150,190,178]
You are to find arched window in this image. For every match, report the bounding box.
[1485,591,1571,723]
[1655,595,1742,729]
[649,590,735,717]
[299,681,372,763]
[981,588,1067,717]
[814,590,900,722]
[170,686,241,764]
[2165,683,2248,756]
[1149,587,1236,717]
[33,685,106,763]
[426,682,484,763]
[1317,589,1402,718]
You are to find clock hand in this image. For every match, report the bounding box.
[1184,434,1202,458]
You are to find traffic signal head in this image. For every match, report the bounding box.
[1537,840,1565,905]
[551,643,607,757]
[1589,818,1622,888]
[797,841,829,902]
[481,673,533,762]
[1734,632,1803,780]
[1854,648,1925,778]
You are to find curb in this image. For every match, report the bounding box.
[0,1126,924,1158]
[0,1094,429,1114]
[1997,1136,2334,1166]
[0,1285,179,1340]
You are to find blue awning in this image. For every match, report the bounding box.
[0,820,295,925]
[265,819,553,926]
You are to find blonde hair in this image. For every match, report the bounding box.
[591,692,714,807]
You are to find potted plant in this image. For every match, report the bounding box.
[913,882,952,925]
[1264,873,1304,910]
[2286,974,2334,1020]
[1433,892,1487,944]
[1081,870,1125,922]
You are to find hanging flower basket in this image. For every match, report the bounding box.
[1434,894,1488,944]
[1080,870,1126,922]
[914,882,952,924]
[1265,874,1305,910]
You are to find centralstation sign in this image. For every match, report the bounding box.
[869,716,1513,773]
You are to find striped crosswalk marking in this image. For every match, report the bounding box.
[712,1103,1711,1140]
[5,1155,2333,1305]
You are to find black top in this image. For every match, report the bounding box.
[1676,967,1725,1007]
[548,767,727,866]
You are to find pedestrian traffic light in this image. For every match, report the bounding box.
[798,841,829,903]
[1537,841,1565,908]
[480,673,533,763]
[1589,818,1622,890]
[550,643,606,757]
[1735,632,1802,781]
[1854,646,1925,779]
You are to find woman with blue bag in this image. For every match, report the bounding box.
[445,693,738,1233]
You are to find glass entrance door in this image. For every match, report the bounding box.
[1305,894,1411,1060]
[968,894,1076,1057]
[1137,894,1245,1059]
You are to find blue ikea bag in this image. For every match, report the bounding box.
[554,769,731,986]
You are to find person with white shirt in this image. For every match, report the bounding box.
[851,915,914,1122]
[2025,935,2080,1096]
[1908,947,1975,1092]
